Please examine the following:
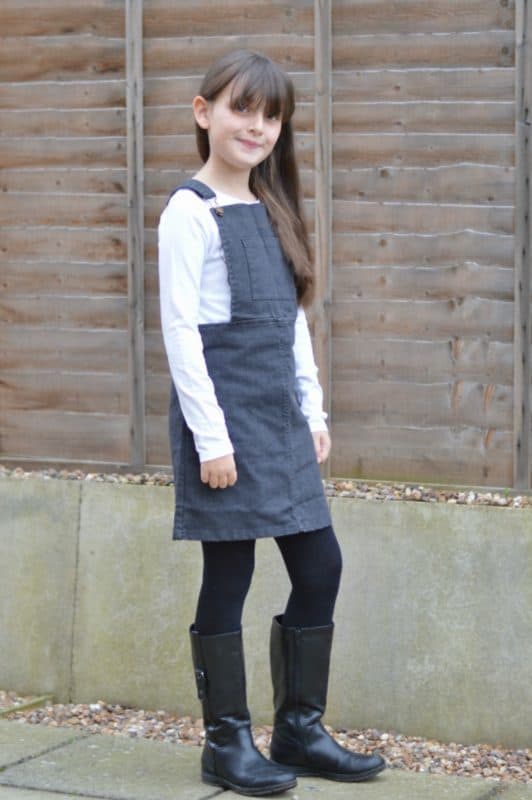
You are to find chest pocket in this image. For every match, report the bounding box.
[241,235,297,302]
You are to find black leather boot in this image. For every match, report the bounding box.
[269,615,386,782]
[190,625,297,796]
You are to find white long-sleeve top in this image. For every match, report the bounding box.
[158,188,327,463]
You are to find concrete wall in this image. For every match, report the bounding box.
[0,476,530,748]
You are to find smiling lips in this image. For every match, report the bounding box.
[237,138,263,150]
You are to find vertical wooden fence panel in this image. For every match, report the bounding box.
[514,0,532,489]
[313,0,333,475]
[126,0,146,470]
[0,1,129,467]
[330,0,517,487]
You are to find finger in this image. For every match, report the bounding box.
[209,473,219,489]
[218,474,228,489]
[228,469,238,486]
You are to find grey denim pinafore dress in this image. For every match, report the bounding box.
[168,179,331,541]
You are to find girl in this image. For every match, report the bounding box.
[158,50,385,797]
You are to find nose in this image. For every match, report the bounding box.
[247,109,264,132]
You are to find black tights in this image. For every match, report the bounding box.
[194,525,343,635]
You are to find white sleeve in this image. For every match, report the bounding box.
[293,307,328,432]
[158,194,234,462]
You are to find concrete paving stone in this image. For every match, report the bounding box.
[225,770,532,800]
[0,721,84,770]
[1,725,530,800]
[0,789,86,799]
[0,734,216,800]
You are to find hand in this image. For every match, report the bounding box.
[200,453,238,489]
[312,430,331,464]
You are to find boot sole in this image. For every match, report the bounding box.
[270,760,386,782]
[202,771,297,796]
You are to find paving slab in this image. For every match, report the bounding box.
[0,722,530,800]
[0,789,85,799]
[0,721,84,770]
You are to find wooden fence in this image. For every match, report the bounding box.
[1,0,530,489]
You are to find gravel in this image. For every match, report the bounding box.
[1,691,530,784]
[1,464,530,508]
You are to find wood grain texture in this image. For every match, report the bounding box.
[126,0,146,470]
[513,0,532,488]
[333,337,514,385]
[333,31,514,69]
[333,133,514,167]
[333,232,514,268]
[333,101,514,134]
[331,423,512,486]
[333,68,514,102]
[332,380,512,430]
[0,36,125,81]
[332,0,514,35]
[333,165,514,204]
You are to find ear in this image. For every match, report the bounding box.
[193,95,210,129]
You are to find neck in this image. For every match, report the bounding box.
[194,161,255,201]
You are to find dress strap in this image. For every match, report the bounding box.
[166,178,216,204]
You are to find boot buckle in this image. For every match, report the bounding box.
[194,668,207,700]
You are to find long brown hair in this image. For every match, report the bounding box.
[195,50,314,306]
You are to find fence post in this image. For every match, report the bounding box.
[515,0,532,489]
[126,0,146,471]
[314,0,333,476]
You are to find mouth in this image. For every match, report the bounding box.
[237,138,263,150]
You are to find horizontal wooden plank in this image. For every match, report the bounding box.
[333,101,514,133]
[0,137,126,169]
[0,296,128,329]
[144,102,314,136]
[3,193,127,227]
[332,68,514,102]
[144,0,313,36]
[0,410,128,463]
[0,327,128,372]
[0,1,124,37]
[0,370,128,414]
[332,199,514,235]
[0,36,125,82]
[1,228,127,261]
[332,337,514,385]
[144,196,320,231]
[143,35,314,75]
[332,0,514,35]
[0,168,127,195]
[333,165,514,205]
[143,133,314,170]
[0,79,125,110]
[1,261,127,295]
[330,423,512,485]
[333,232,514,268]
[333,31,514,69]
[144,167,315,199]
[332,380,512,429]
[332,297,514,341]
[333,133,514,167]
[333,264,514,302]
[1,108,126,137]
[144,72,315,107]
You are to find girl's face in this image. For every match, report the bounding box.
[193,80,283,175]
